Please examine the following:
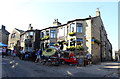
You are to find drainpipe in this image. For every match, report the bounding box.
[100,27,102,62]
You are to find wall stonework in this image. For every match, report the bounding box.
[0,25,10,45]
[8,28,22,50]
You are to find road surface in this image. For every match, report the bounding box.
[2,56,119,78]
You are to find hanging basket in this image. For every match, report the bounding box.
[69,32,75,36]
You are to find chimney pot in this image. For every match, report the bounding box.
[1,25,5,30]
[96,8,100,16]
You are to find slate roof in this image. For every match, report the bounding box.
[40,16,99,30]
[15,28,24,33]
[0,29,10,35]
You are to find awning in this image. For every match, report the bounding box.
[0,42,8,47]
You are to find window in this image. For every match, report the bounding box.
[10,43,14,47]
[41,32,44,38]
[77,38,83,42]
[70,41,75,46]
[58,27,64,37]
[72,27,74,32]
[77,23,83,33]
[21,35,24,42]
[46,31,49,36]
[29,32,34,36]
[49,43,55,48]
[45,43,49,48]
[70,23,75,32]
[77,38,83,45]
[50,43,55,46]
[50,30,56,38]
[68,26,70,34]
[11,33,16,38]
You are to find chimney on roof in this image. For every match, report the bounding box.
[53,19,61,26]
[96,8,100,16]
[28,24,33,30]
[89,15,91,18]
[1,25,5,30]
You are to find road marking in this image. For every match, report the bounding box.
[12,65,15,68]
[15,63,18,66]
[103,66,120,69]
[66,71,73,76]
[9,61,13,64]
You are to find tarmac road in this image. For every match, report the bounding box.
[2,56,119,78]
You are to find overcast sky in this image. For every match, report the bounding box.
[0,0,118,56]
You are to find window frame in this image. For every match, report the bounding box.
[77,38,83,45]
[41,32,44,38]
[76,23,83,33]
[70,23,75,32]
[50,30,56,38]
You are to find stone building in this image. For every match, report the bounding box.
[115,50,120,61]
[8,28,24,50]
[16,8,112,63]
[39,8,112,63]
[20,24,40,52]
[0,25,10,45]
[40,19,60,50]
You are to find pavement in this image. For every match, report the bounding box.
[1,56,120,78]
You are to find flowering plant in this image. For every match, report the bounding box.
[69,32,75,36]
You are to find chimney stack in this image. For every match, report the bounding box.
[1,25,5,30]
[28,24,33,30]
[53,19,61,26]
[96,8,100,16]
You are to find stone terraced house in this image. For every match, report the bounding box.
[8,28,24,50]
[39,8,112,63]
[0,25,10,45]
[8,8,112,63]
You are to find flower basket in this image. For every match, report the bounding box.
[41,38,45,41]
[66,46,69,51]
[41,36,49,41]
[76,45,84,51]
[70,38,73,41]
[63,42,67,45]
[92,37,100,45]
[69,32,75,36]
[45,36,49,40]
[69,46,75,51]
[54,43,58,46]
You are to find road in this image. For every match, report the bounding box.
[2,56,120,78]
